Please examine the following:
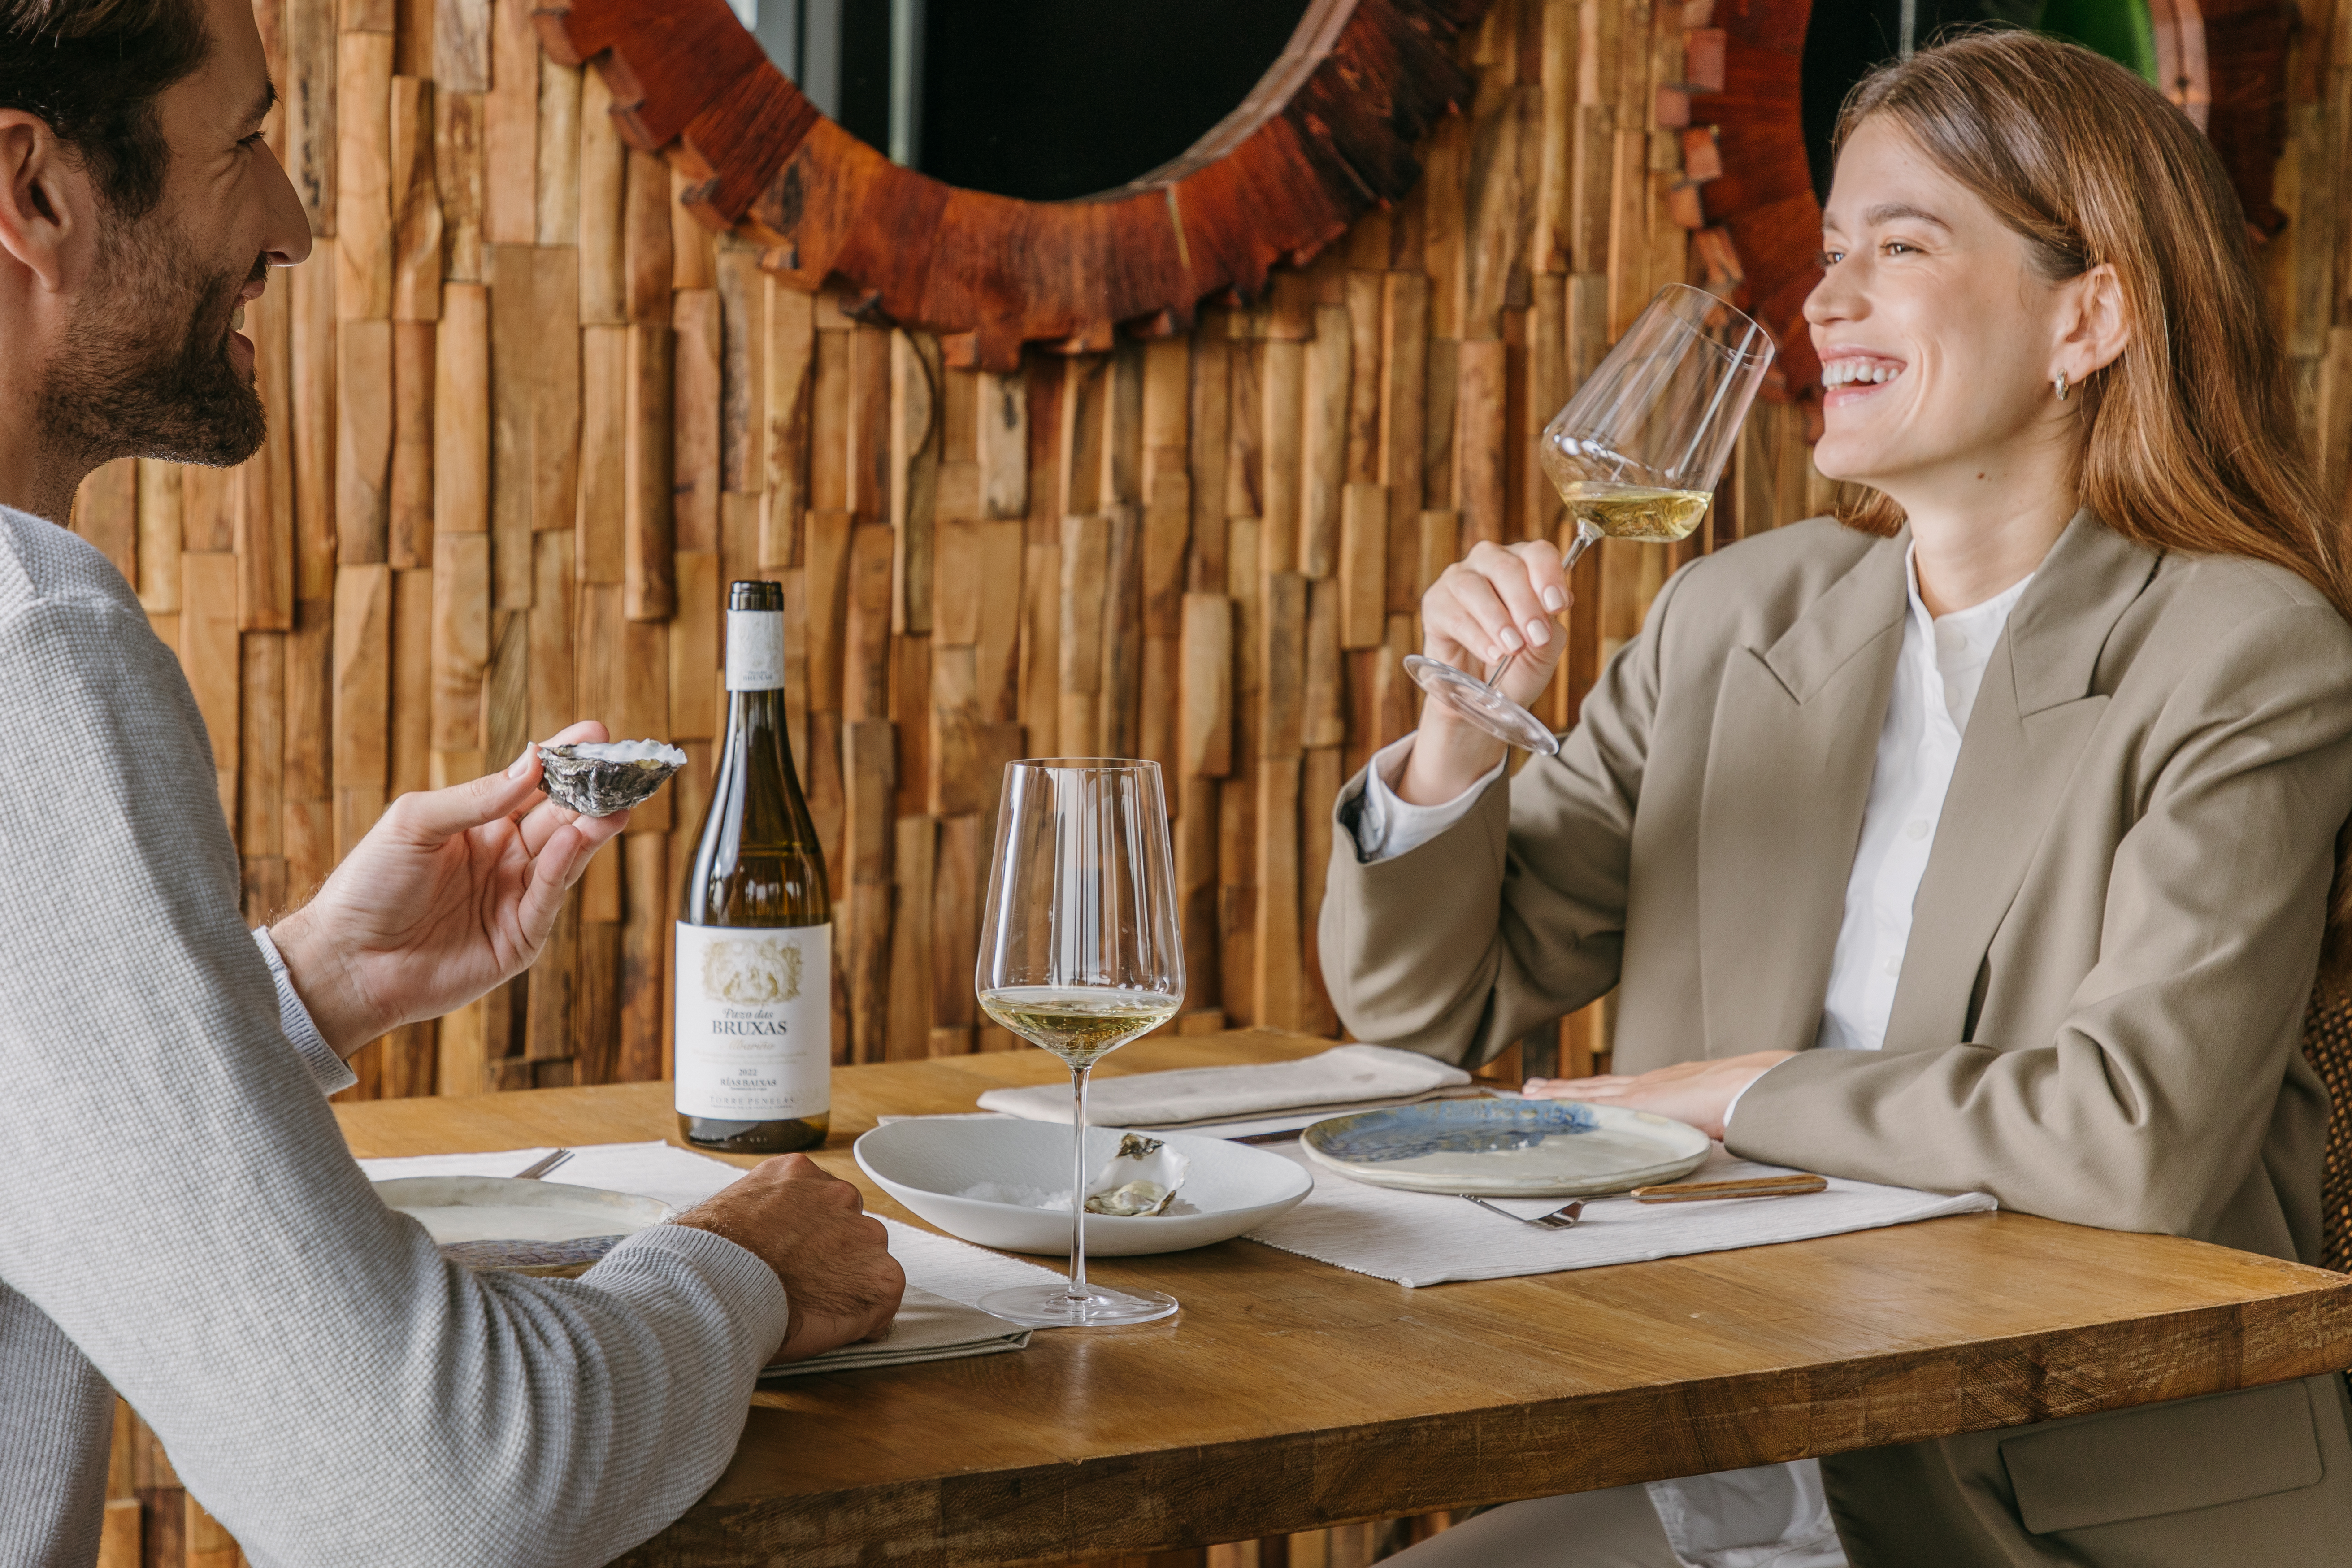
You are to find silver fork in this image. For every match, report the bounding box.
[512,1148,574,1180]
[1460,1194,1587,1229]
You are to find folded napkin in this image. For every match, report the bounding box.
[1244,1144,1996,1288]
[358,1141,1062,1377]
[781,1285,1030,1377]
[976,1043,1480,1133]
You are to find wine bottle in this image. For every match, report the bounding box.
[675,580,832,1153]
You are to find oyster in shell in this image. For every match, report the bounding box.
[537,739,688,817]
[1083,1133,1191,1217]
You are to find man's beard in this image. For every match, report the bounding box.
[37,215,268,472]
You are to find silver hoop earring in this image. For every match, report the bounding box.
[2055,370,2070,401]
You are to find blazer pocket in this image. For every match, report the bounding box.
[2000,1380,2324,1535]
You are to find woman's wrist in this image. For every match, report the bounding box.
[1397,709,1510,806]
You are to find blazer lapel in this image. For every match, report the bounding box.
[1698,533,1910,1059]
[1881,513,2160,1052]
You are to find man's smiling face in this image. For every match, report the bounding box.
[36,0,309,470]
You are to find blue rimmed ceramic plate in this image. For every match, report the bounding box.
[1298,1099,1709,1197]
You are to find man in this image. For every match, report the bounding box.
[0,1,904,1564]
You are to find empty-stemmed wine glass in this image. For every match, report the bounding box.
[974,758,1185,1328]
[1404,283,1775,756]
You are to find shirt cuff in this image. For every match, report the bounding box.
[1350,736,1506,864]
[252,926,357,1096]
[1719,1055,1796,1144]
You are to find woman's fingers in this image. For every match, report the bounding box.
[1423,541,1574,670]
[1522,1074,1626,1099]
[1467,541,1558,658]
[1426,564,1522,667]
[1514,539,1573,619]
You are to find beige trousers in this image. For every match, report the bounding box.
[1378,1485,1684,1568]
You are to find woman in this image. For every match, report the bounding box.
[1328,29,2352,1568]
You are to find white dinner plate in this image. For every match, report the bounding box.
[855,1119,1312,1256]
[1298,1098,1709,1197]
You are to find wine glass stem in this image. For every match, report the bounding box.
[1067,1064,1091,1301]
[1562,520,1601,572]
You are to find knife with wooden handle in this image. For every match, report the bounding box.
[1613,1173,1828,1202]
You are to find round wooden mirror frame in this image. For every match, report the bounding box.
[534,0,1495,371]
[1664,0,2292,408]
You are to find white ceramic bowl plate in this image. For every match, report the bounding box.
[855,1119,1312,1256]
[374,1176,675,1276]
[1299,1098,1708,1196]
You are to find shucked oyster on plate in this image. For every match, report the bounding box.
[537,739,688,817]
[1083,1133,1192,1217]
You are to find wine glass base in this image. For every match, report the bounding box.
[1403,655,1562,756]
[979,1283,1180,1328]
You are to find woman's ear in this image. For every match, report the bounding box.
[0,113,90,295]
[2056,261,2132,385]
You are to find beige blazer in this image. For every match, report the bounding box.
[1321,513,2352,1564]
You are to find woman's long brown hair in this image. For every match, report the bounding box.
[1830,30,2352,980]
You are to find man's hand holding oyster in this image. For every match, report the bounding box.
[269,719,632,1059]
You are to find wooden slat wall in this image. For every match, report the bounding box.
[65,0,2347,1562]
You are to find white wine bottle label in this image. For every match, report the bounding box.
[673,922,831,1120]
[725,609,786,691]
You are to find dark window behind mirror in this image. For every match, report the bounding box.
[835,1,894,155]
[920,0,1313,200]
[743,0,1316,202]
[1800,0,2157,202]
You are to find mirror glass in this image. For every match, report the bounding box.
[732,0,1316,202]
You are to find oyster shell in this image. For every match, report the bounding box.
[537,739,688,817]
[1083,1133,1190,1217]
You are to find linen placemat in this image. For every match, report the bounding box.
[1244,1144,1996,1287]
[976,1043,1480,1131]
[358,1141,1060,1376]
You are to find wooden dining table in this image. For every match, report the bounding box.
[334,1028,2352,1568]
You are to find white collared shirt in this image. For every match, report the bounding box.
[1811,548,2032,1055]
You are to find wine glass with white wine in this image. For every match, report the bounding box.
[975,759,1185,1328]
[1405,283,1775,755]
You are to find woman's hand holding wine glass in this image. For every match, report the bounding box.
[1400,539,1574,808]
[1401,288,1771,783]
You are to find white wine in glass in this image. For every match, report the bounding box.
[1405,284,1774,756]
[975,759,1185,1329]
[1554,481,1714,544]
[977,987,1184,1069]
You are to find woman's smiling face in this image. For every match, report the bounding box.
[1805,117,2083,498]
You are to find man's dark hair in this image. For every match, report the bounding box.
[0,0,212,219]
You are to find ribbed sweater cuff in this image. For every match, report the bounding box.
[251,926,358,1096]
